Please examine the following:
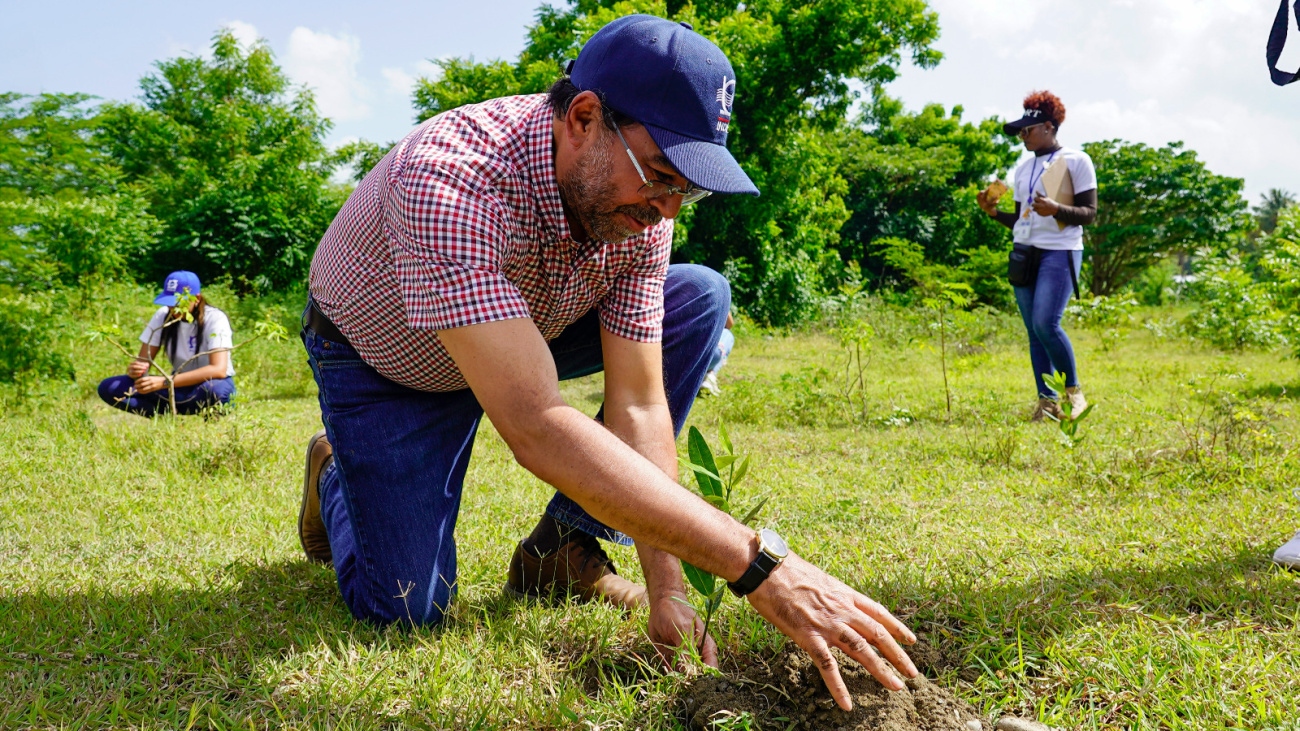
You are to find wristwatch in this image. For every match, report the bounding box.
[727,528,789,597]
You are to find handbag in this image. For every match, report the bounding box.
[1268,0,1300,86]
[1007,244,1041,288]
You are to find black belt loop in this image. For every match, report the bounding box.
[307,299,351,346]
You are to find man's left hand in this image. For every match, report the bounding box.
[647,593,718,669]
[1032,193,1060,216]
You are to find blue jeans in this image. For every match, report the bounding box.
[97,375,235,416]
[1013,249,1083,399]
[706,328,735,374]
[303,264,731,627]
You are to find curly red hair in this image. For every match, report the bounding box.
[1023,90,1066,129]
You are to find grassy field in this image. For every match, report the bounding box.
[2,290,1299,730]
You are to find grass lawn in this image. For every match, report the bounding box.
[2,297,1299,730]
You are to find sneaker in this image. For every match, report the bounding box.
[1030,397,1064,422]
[700,371,720,396]
[1272,489,1300,570]
[299,429,334,565]
[1064,386,1088,419]
[505,527,647,611]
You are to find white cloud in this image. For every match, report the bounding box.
[284,27,371,122]
[225,20,260,50]
[380,60,443,97]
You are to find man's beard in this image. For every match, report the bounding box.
[558,128,662,243]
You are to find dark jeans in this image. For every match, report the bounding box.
[97,375,235,416]
[303,264,730,627]
[1013,249,1083,399]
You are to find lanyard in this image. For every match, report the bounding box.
[1023,150,1059,219]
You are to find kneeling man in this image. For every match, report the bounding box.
[297,14,917,709]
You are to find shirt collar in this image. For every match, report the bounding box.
[524,97,575,244]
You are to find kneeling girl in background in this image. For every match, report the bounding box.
[98,271,236,416]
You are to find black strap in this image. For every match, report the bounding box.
[1268,0,1300,86]
[1068,254,1081,300]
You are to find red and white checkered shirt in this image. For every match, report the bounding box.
[309,94,674,392]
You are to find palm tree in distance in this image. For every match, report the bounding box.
[1256,188,1297,234]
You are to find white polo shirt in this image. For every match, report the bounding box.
[1010,146,1097,251]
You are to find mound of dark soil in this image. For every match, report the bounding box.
[681,641,987,731]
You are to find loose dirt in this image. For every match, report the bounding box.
[681,640,988,730]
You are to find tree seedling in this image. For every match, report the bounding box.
[921,282,973,416]
[675,424,768,645]
[1042,371,1094,447]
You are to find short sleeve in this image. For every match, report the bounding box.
[599,221,672,343]
[139,307,169,347]
[384,161,532,332]
[1069,151,1098,195]
[205,311,233,350]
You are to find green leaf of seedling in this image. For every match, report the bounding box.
[681,561,718,598]
[714,454,738,470]
[687,426,724,498]
[678,459,724,486]
[719,422,734,455]
[703,494,731,513]
[739,495,770,526]
[731,455,750,490]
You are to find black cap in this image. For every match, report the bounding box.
[1003,107,1053,136]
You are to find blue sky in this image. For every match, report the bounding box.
[3,0,1297,203]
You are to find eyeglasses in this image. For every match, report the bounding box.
[614,125,712,206]
[1018,123,1045,139]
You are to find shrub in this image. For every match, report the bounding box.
[0,293,74,383]
[1181,258,1285,351]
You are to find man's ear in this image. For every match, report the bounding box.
[563,91,605,152]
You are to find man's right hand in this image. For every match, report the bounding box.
[127,359,149,378]
[746,552,918,711]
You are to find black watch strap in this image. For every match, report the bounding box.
[727,549,781,597]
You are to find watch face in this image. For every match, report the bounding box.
[759,528,789,559]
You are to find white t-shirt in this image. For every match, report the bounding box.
[1009,146,1097,250]
[139,306,236,377]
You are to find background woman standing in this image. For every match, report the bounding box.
[978,90,1097,421]
[97,271,236,416]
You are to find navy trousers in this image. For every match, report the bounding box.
[97,375,235,416]
[302,264,730,627]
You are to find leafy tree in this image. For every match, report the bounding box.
[0,93,119,199]
[329,139,390,184]
[1082,140,1251,296]
[836,92,1017,296]
[0,94,159,289]
[100,29,341,292]
[1255,188,1296,234]
[410,0,941,324]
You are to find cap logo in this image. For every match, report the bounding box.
[166,279,178,292]
[715,76,736,132]
[1024,109,1040,118]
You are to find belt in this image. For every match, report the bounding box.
[307,301,351,345]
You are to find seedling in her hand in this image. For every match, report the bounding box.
[676,424,768,646]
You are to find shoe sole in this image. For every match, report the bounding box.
[300,429,332,565]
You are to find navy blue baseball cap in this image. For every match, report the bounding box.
[154,271,201,306]
[569,14,759,196]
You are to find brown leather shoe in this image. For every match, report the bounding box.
[505,533,647,611]
[299,429,334,565]
[1030,397,1064,422]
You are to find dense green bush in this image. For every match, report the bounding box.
[0,294,74,383]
